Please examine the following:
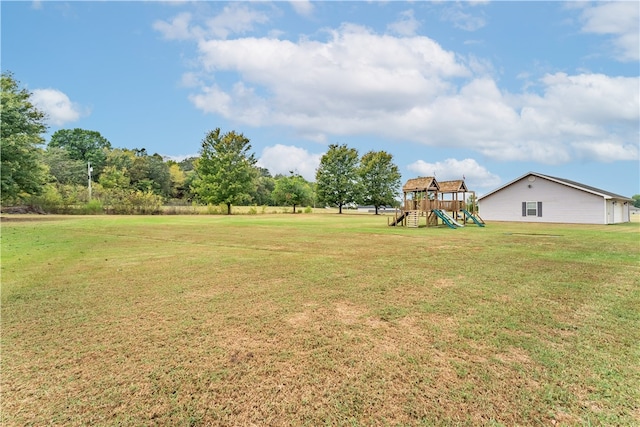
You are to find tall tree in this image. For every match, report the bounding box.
[42,146,87,186]
[193,128,257,214]
[0,72,48,203]
[130,152,171,197]
[178,156,197,172]
[104,148,136,171]
[272,172,312,213]
[315,143,359,214]
[358,150,401,215]
[48,128,112,178]
[99,165,130,189]
[167,162,187,199]
[252,167,276,206]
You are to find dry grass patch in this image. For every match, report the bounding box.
[2,214,638,426]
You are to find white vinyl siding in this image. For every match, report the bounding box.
[606,200,629,224]
[479,175,606,224]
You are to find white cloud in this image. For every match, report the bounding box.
[387,9,420,36]
[572,140,639,163]
[407,158,501,189]
[289,0,314,17]
[188,84,233,116]
[205,4,269,39]
[579,2,639,62]
[162,153,199,163]
[257,144,322,181]
[508,73,639,163]
[189,82,268,126]
[166,16,637,166]
[153,12,199,41]
[192,23,469,129]
[535,73,639,123]
[440,4,486,32]
[31,88,85,126]
[180,71,202,88]
[154,4,269,41]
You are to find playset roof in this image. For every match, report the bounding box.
[402,177,439,192]
[438,180,468,193]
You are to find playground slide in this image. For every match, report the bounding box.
[432,209,460,229]
[388,211,407,226]
[439,210,465,227]
[461,209,485,227]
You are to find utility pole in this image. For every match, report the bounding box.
[88,161,93,200]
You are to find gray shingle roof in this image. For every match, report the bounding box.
[478,172,633,201]
[535,173,632,200]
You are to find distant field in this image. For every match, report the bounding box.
[1,213,639,426]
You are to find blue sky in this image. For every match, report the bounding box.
[2,1,639,197]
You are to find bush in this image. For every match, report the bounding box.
[304,206,312,214]
[127,191,163,214]
[82,199,104,215]
[95,186,163,214]
[205,204,219,215]
[26,184,91,214]
[27,185,63,213]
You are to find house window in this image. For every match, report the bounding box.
[522,201,543,217]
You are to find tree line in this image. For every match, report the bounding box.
[1,72,402,214]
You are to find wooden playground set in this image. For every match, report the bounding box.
[389,177,485,229]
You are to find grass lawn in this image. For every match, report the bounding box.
[1,213,639,426]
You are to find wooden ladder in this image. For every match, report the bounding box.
[407,210,419,228]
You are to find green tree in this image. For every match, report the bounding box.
[193,128,257,214]
[42,146,86,186]
[252,167,276,206]
[102,149,171,198]
[167,162,187,199]
[99,165,130,189]
[178,156,197,172]
[176,156,198,201]
[632,194,640,208]
[104,148,135,172]
[0,72,48,203]
[272,172,312,213]
[101,148,135,189]
[48,128,112,178]
[315,143,359,214]
[466,194,478,213]
[358,150,401,215]
[130,152,171,197]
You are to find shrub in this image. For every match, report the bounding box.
[127,191,163,214]
[82,199,104,215]
[27,185,63,213]
[206,204,219,215]
[94,186,162,214]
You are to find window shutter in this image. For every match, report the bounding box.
[537,202,543,217]
[522,202,526,216]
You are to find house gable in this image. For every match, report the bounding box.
[534,173,632,201]
[477,172,629,224]
[479,172,632,202]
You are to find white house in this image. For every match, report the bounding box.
[477,172,632,224]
